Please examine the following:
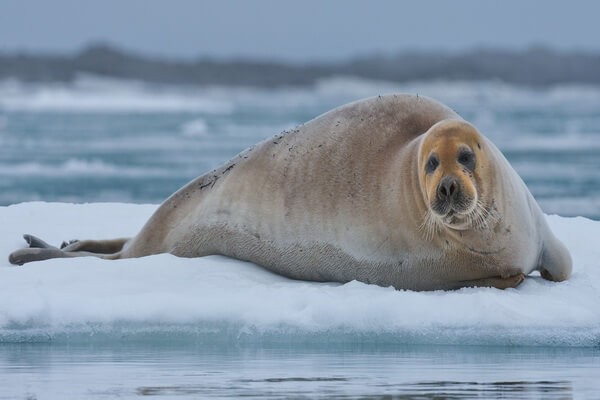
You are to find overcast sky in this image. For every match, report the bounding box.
[2,0,599,62]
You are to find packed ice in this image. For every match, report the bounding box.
[1,202,598,346]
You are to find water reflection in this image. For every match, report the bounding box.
[395,380,573,399]
[135,380,573,399]
[0,343,595,399]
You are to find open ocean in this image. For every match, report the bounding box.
[1,76,600,399]
[1,75,599,219]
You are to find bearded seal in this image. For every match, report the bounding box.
[8,94,572,291]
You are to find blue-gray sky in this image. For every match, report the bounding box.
[1,0,599,61]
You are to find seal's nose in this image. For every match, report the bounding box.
[437,176,459,202]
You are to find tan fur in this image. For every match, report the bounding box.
[8,94,572,291]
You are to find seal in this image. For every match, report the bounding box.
[8,94,572,291]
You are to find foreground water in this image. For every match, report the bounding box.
[1,76,599,219]
[2,344,599,399]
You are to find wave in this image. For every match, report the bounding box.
[0,78,233,113]
[0,203,598,346]
[0,159,171,178]
[498,132,600,151]
[314,77,600,108]
[180,118,209,137]
[3,75,600,115]
[538,197,600,218]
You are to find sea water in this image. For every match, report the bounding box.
[1,76,599,399]
[2,344,600,399]
[1,75,599,219]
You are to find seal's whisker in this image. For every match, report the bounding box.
[468,200,497,230]
[420,209,441,241]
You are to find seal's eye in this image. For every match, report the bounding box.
[458,150,475,170]
[425,156,439,174]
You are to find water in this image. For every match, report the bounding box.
[2,344,599,399]
[1,75,599,219]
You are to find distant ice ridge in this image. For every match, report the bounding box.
[1,202,598,346]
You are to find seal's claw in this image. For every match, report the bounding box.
[60,240,79,249]
[512,272,526,287]
[540,268,554,281]
[497,272,526,289]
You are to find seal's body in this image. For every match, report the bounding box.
[9,95,572,291]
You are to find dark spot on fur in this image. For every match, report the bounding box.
[223,164,235,174]
[198,175,220,190]
[477,142,481,149]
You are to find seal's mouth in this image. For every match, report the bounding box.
[442,210,468,226]
[421,196,479,239]
[431,197,474,218]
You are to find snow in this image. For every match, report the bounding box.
[1,202,598,346]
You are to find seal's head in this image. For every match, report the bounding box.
[419,119,491,232]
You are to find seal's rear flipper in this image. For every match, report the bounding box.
[23,234,58,249]
[9,247,66,266]
[8,234,63,265]
[8,234,127,265]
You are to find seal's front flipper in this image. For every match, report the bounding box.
[446,273,526,290]
[23,234,58,249]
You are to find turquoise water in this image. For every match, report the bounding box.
[2,344,599,399]
[1,77,599,219]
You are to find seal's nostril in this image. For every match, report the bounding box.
[438,177,459,201]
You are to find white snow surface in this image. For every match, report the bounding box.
[1,202,598,346]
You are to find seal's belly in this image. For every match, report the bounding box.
[170,221,526,290]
